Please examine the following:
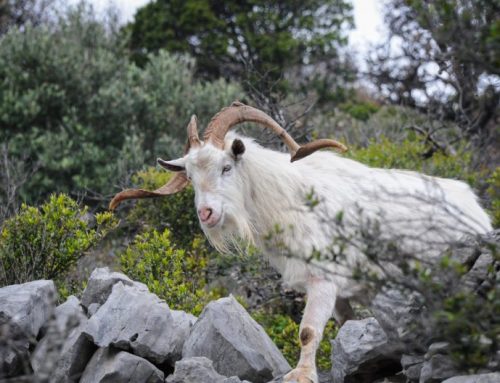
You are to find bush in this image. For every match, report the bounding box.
[487,168,500,228]
[252,311,337,370]
[127,168,200,247]
[0,5,243,203]
[120,228,221,315]
[0,194,117,286]
[349,136,479,186]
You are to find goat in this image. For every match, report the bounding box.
[110,102,492,383]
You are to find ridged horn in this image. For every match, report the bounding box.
[109,115,199,210]
[203,101,347,161]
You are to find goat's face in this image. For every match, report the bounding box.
[159,138,246,230]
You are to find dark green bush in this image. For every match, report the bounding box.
[0,194,117,286]
[487,168,500,228]
[0,5,242,203]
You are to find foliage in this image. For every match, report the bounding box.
[338,100,380,122]
[127,167,200,247]
[252,310,337,370]
[0,194,117,286]
[120,228,221,315]
[126,0,354,99]
[487,168,500,228]
[0,5,242,204]
[349,136,479,186]
[368,0,499,139]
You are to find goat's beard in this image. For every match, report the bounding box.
[202,206,256,254]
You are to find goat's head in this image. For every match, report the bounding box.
[109,101,347,232]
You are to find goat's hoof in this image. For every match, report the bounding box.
[283,366,318,383]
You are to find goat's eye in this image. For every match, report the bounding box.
[222,165,232,174]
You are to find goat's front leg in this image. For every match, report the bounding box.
[283,279,337,383]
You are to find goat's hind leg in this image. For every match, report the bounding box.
[283,279,337,383]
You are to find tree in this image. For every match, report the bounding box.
[0,0,55,34]
[126,0,354,100]
[367,0,499,144]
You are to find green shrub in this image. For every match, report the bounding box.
[0,194,117,286]
[252,311,337,370]
[120,228,221,315]
[486,167,500,228]
[127,168,200,247]
[339,100,380,121]
[349,136,479,186]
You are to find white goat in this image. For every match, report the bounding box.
[110,102,492,383]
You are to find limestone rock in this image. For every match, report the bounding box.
[31,295,87,379]
[81,267,147,310]
[0,279,56,338]
[442,373,500,383]
[0,280,56,378]
[401,354,424,382]
[50,319,97,383]
[183,295,290,383]
[84,282,185,365]
[331,317,401,383]
[419,343,458,383]
[80,347,164,383]
[166,357,251,383]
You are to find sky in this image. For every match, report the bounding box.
[85,0,386,60]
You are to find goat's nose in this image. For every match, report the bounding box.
[198,207,213,222]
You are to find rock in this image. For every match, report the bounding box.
[183,295,290,383]
[268,371,334,383]
[84,282,187,365]
[50,319,97,383]
[441,373,500,383]
[419,342,458,383]
[371,287,425,345]
[171,310,197,357]
[331,317,401,383]
[166,357,251,383]
[401,354,424,382]
[31,295,87,379]
[80,347,164,383]
[0,280,56,378]
[81,267,147,309]
[87,303,101,317]
[0,280,57,338]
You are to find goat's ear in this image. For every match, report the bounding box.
[157,157,186,172]
[231,139,245,160]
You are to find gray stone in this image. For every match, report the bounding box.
[401,354,424,382]
[50,319,97,383]
[84,282,186,365]
[183,295,290,383]
[80,347,164,383]
[31,295,87,378]
[419,354,457,383]
[331,317,401,383]
[0,280,57,338]
[171,310,197,358]
[371,287,425,344]
[81,267,148,309]
[268,371,334,383]
[166,357,250,383]
[442,373,500,383]
[87,302,101,317]
[0,280,56,378]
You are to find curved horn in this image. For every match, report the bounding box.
[203,101,347,161]
[187,114,201,148]
[109,115,199,210]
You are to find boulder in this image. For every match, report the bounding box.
[49,319,97,383]
[31,295,87,379]
[81,267,148,310]
[170,310,197,357]
[166,357,251,383]
[401,354,424,382]
[183,296,290,383]
[80,347,164,383]
[442,373,500,383]
[419,342,457,383]
[0,280,56,338]
[84,282,187,365]
[331,317,401,383]
[0,280,56,378]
